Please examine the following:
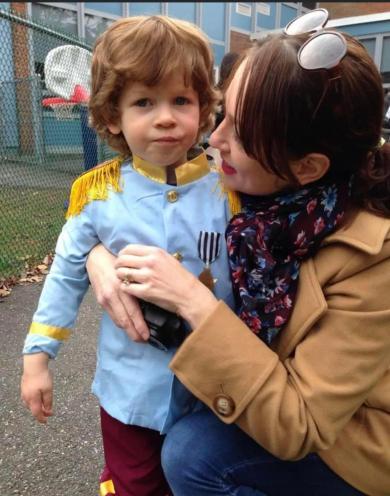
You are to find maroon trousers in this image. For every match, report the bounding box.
[100,407,172,496]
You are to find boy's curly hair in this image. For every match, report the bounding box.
[89,15,219,157]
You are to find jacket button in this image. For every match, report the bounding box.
[213,394,235,417]
[172,251,183,262]
[167,190,178,203]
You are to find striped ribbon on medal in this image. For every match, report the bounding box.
[197,231,221,266]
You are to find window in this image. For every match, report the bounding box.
[359,38,376,61]
[31,4,77,37]
[381,36,390,84]
[84,14,113,46]
[236,3,252,17]
[256,3,271,16]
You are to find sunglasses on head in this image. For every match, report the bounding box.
[284,8,347,72]
[283,8,347,119]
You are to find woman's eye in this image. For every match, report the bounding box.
[175,96,189,105]
[134,98,151,107]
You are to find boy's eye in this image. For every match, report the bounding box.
[175,96,189,105]
[134,98,151,107]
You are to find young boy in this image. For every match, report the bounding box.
[21,16,236,496]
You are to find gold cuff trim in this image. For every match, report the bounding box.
[133,150,210,186]
[66,156,124,218]
[100,479,115,496]
[29,322,71,341]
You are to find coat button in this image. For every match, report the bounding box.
[172,251,183,262]
[167,190,178,203]
[213,393,235,417]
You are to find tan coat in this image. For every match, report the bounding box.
[170,210,390,496]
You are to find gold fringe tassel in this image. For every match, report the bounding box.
[214,175,242,217]
[66,157,123,218]
[227,190,241,216]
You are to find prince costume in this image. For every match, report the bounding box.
[23,150,237,433]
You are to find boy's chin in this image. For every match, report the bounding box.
[139,151,188,168]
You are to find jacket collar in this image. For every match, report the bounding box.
[322,209,390,255]
[274,209,390,358]
[132,149,210,186]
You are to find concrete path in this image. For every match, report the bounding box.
[0,282,104,495]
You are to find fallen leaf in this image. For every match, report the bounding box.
[42,254,53,265]
[0,252,54,296]
[20,275,43,283]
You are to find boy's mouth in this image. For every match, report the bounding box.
[154,136,179,143]
[221,160,237,175]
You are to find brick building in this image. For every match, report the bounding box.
[321,3,390,18]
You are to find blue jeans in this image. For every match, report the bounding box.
[162,410,365,496]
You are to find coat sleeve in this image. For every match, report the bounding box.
[23,208,99,358]
[169,241,390,460]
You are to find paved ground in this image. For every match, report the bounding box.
[0,282,104,495]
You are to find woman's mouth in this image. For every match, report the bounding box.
[221,160,237,175]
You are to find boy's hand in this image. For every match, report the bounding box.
[21,353,53,424]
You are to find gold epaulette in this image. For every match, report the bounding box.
[214,176,242,217]
[227,190,241,217]
[66,156,124,218]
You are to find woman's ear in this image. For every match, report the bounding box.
[107,122,121,135]
[291,153,330,186]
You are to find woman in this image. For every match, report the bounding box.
[87,10,390,496]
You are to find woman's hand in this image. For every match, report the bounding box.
[86,244,149,341]
[115,245,219,329]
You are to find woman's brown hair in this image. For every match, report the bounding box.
[235,32,390,216]
[89,15,218,156]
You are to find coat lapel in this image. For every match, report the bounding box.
[321,209,390,255]
[272,210,390,360]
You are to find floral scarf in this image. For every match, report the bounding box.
[226,177,352,345]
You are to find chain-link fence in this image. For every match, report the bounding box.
[0,7,115,279]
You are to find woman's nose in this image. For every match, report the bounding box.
[209,119,225,149]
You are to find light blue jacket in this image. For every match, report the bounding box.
[23,152,234,433]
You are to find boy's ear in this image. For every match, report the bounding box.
[291,153,330,186]
[107,122,121,135]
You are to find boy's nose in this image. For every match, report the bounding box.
[155,104,176,127]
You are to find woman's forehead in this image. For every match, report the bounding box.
[225,61,246,109]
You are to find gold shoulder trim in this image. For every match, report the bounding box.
[66,156,124,218]
[227,190,242,217]
[29,322,71,341]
